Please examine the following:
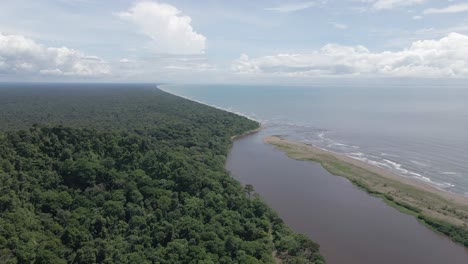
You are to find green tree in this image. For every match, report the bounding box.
[244,184,255,199]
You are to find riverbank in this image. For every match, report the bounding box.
[265,135,468,246]
[231,125,263,141]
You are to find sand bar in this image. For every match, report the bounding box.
[265,135,468,230]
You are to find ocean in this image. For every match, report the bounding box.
[161,84,468,196]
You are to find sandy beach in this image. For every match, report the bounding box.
[265,135,468,237]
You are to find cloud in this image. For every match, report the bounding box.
[56,0,92,4]
[164,63,216,71]
[117,1,206,54]
[232,33,468,78]
[357,0,425,10]
[0,33,110,77]
[265,1,318,13]
[119,58,137,64]
[374,0,425,10]
[111,55,218,81]
[332,22,348,30]
[423,3,468,15]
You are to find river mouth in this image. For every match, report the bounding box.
[226,128,468,264]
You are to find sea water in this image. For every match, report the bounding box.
[161,84,468,196]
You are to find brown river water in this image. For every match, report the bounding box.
[226,129,468,264]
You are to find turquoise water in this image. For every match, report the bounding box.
[161,84,468,196]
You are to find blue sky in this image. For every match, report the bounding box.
[1,0,468,83]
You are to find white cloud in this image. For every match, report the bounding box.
[0,33,110,77]
[165,62,216,71]
[332,22,349,30]
[412,15,423,20]
[56,0,92,4]
[265,1,318,13]
[358,0,425,10]
[232,33,468,78]
[119,58,137,63]
[423,3,468,15]
[117,1,206,54]
[111,54,218,81]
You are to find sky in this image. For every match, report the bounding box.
[1,0,468,83]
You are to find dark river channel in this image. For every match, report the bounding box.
[226,129,468,264]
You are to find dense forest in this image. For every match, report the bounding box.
[0,84,324,263]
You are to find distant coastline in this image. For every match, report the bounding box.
[158,84,261,123]
[265,135,468,247]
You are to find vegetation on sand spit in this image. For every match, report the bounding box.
[266,136,468,247]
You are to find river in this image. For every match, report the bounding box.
[226,128,468,264]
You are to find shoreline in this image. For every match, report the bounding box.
[158,84,466,197]
[231,125,263,141]
[157,84,261,123]
[265,135,468,246]
[156,84,467,245]
[158,84,265,145]
[303,139,466,200]
[316,143,459,196]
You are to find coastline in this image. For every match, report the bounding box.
[158,85,264,142]
[265,135,468,246]
[158,84,260,123]
[231,125,263,141]
[157,84,468,245]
